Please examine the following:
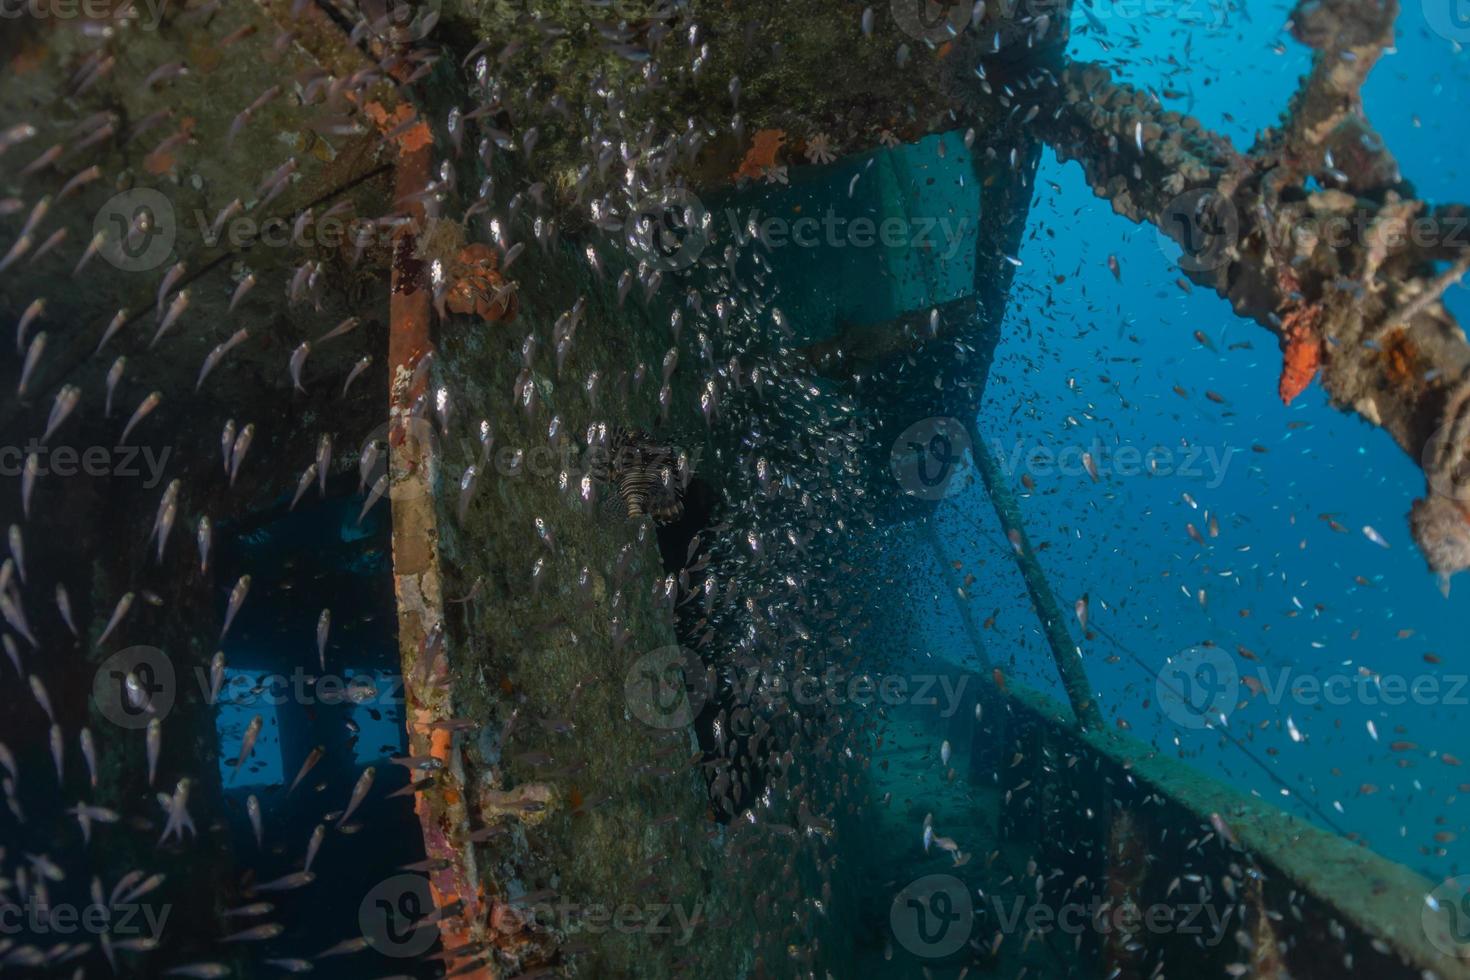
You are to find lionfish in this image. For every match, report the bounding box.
[594,426,686,524]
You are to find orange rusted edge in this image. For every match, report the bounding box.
[383,51,495,980]
[251,1,492,974]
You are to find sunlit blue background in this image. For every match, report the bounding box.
[897,0,1470,883]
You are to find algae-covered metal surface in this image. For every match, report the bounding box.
[1,2,1467,979]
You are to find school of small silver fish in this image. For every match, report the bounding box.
[0,1,1465,979]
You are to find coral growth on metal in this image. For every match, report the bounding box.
[445,243,519,323]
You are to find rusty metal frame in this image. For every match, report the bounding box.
[254,3,492,974]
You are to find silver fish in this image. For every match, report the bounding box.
[163,964,230,979]
[458,466,478,521]
[208,651,225,704]
[158,778,195,844]
[337,766,375,826]
[71,803,119,843]
[9,524,23,582]
[304,823,325,872]
[96,308,129,353]
[211,199,243,243]
[247,794,263,848]
[316,434,332,496]
[152,480,180,563]
[2,591,36,646]
[156,261,186,320]
[289,464,317,511]
[49,723,63,782]
[342,355,371,397]
[21,452,38,518]
[28,673,52,720]
[223,902,273,917]
[119,391,162,444]
[146,717,161,786]
[289,342,310,391]
[230,713,262,781]
[0,122,36,155]
[358,441,379,493]
[198,516,212,574]
[229,423,255,486]
[150,290,190,347]
[17,331,44,399]
[72,230,105,277]
[228,271,255,313]
[57,164,101,202]
[0,741,17,784]
[42,384,79,443]
[221,575,250,641]
[16,297,44,352]
[358,473,388,524]
[55,583,77,636]
[105,356,126,417]
[288,745,323,794]
[317,316,358,344]
[222,923,283,943]
[196,328,249,390]
[96,591,134,648]
[79,727,97,787]
[221,419,236,476]
[316,609,330,670]
[251,872,314,894]
[0,233,32,272]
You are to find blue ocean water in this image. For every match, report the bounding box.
[904,0,1470,883]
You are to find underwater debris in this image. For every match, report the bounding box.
[445,242,519,323]
[734,128,786,182]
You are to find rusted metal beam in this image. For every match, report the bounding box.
[1001,680,1470,980]
[972,437,1104,731]
[920,519,993,672]
[255,2,493,972]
